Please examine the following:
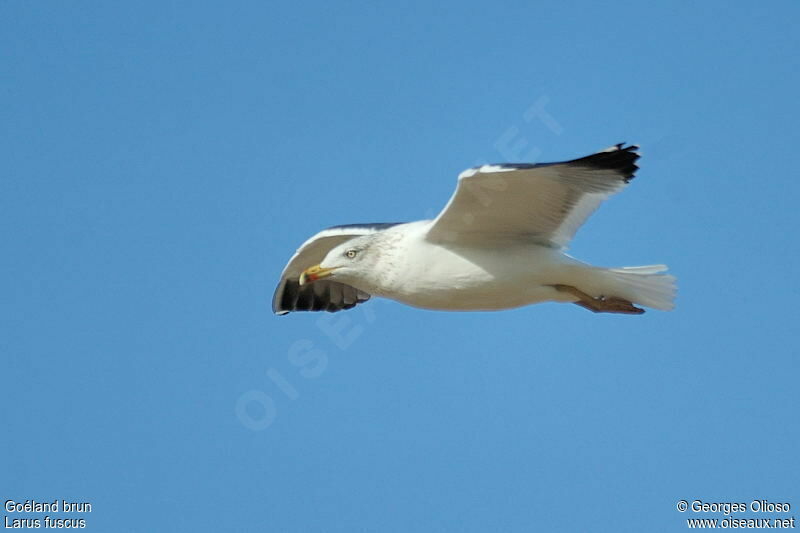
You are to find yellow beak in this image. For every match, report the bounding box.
[299,264,338,286]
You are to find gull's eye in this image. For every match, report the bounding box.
[345,249,358,259]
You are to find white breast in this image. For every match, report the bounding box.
[371,222,574,311]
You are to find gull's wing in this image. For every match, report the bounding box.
[425,144,640,248]
[273,223,400,315]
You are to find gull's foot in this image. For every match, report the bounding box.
[551,284,645,315]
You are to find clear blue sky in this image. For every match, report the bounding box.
[2,2,798,531]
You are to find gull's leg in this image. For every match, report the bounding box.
[550,284,645,315]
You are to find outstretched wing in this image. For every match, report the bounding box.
[272,223,400,315]
[425,144,640,248]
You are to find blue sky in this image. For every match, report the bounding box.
[2,1,799,531]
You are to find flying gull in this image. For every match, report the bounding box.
[273,144,675,315]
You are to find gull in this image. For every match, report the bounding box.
[273,144,675,315]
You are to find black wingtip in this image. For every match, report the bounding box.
[484,143,640,182]
[272,279,370,314]
[569,143,640,183]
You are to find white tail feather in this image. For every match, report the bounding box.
[603,265,676,311]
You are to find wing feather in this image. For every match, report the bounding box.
[425,144,639,248]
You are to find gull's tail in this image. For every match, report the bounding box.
[561,263,677,312]
[600,265,676,311]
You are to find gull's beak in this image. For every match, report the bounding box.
[299,264,338,286]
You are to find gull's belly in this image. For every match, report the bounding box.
[378,241,576,311]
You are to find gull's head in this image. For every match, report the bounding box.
[298,236,378,287]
